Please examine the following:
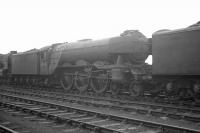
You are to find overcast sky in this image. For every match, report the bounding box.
[0,0,199,54]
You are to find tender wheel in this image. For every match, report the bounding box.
[91,71,109,94]
[74,72,90,92]
[60,73,74,91]
[129,81,144,97]
[110,82,122,96]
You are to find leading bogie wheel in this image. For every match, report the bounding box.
[91,71,109,94]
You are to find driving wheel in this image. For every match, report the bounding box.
[60,73,74,91]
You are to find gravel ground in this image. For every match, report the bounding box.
[0,107,87,133]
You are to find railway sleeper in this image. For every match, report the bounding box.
[1,93,200,132]
[0,99,164,133]
[3,89,200,124]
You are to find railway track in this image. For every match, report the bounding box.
[0,104,89,133]
[5,83,194,105]
[2,85,198,108]
[0,117,32,133]
[0,88,200,132]
[0,106,89,133]
[1,86,200,123]
[0,124,19,133]
[3,84,197,108]
[0,94,161,133]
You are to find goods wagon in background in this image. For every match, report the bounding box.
[151,25,200,99]
[0,54,9,76]
[0,51,17,78]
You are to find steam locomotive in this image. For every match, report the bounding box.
[0,22,200,101]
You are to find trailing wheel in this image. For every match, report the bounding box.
[60,73,74,91]
[91,71,109,94]
[129,81,144,97]
[74,71,90,92]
